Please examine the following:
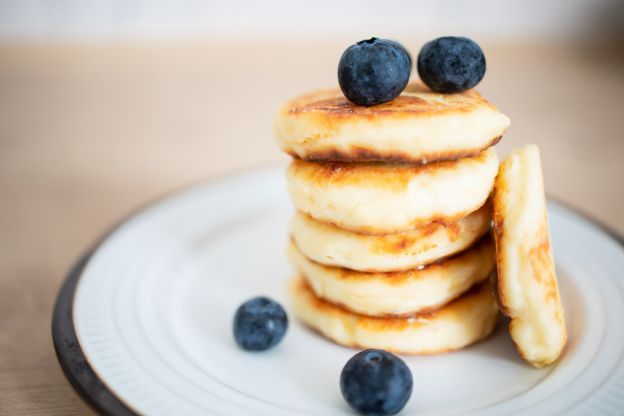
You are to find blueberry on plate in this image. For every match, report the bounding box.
[340,349,413,415]
[417,36,486,93]
[233,296,288,351]
[338,37,411,106]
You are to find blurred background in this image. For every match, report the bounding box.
[1,1,623,414]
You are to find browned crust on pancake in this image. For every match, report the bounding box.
[293,234,494,284]
[313,278,492,319]
[492,178,511,316]
[529,227,561,302]
[285,83,496,118]
[294,199,491,244]
[292,277,498,354]
[369,199,491,253]
[491,148,567,367]
[491,186,532,360]
[287,135,502,164]
[315,203,488,236]
[357,236,492,284]
[299,325,464,355]
[315,293,454,319]
[289,149,492,193]
[369,222,442,254]
[512,223,567,366]
[294,277,490,324]
[492,172,562,318]
[302,319,500,356]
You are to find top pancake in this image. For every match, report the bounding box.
[276,82,510,164]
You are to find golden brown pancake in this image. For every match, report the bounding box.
[275,82,510,164]
[289,236,495,317]
[286,148,498,234]
[290,201,491,272]
[289,277,499,354]
[493,144,566,368]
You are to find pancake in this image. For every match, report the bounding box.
[289,277,499,354]
[288,236,495,317]
[493,144,566,368]
[291,201,491,272]
[286,147,498,234]
[275,82,510,164]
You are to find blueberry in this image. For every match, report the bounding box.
[233,297,288,351]
[338,38,411,106]
[417,36,486,93]
[340,349,413,415]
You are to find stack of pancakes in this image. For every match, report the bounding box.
[276,83,511,354]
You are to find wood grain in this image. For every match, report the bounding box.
[0,40,622,415]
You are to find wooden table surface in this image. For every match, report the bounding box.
[1,39,623,415]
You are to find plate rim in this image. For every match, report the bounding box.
[51,166,624,416]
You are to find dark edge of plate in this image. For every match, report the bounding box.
[51,188,624,416]
[52,248,138,416]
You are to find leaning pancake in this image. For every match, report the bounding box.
[289,237,495,317]
[493,144,566,368]
[291,201,491,272]
[275,83,510,163]
[289,277,499,354]
[286,148,498,234]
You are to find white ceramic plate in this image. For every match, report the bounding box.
[53,166,624,415]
